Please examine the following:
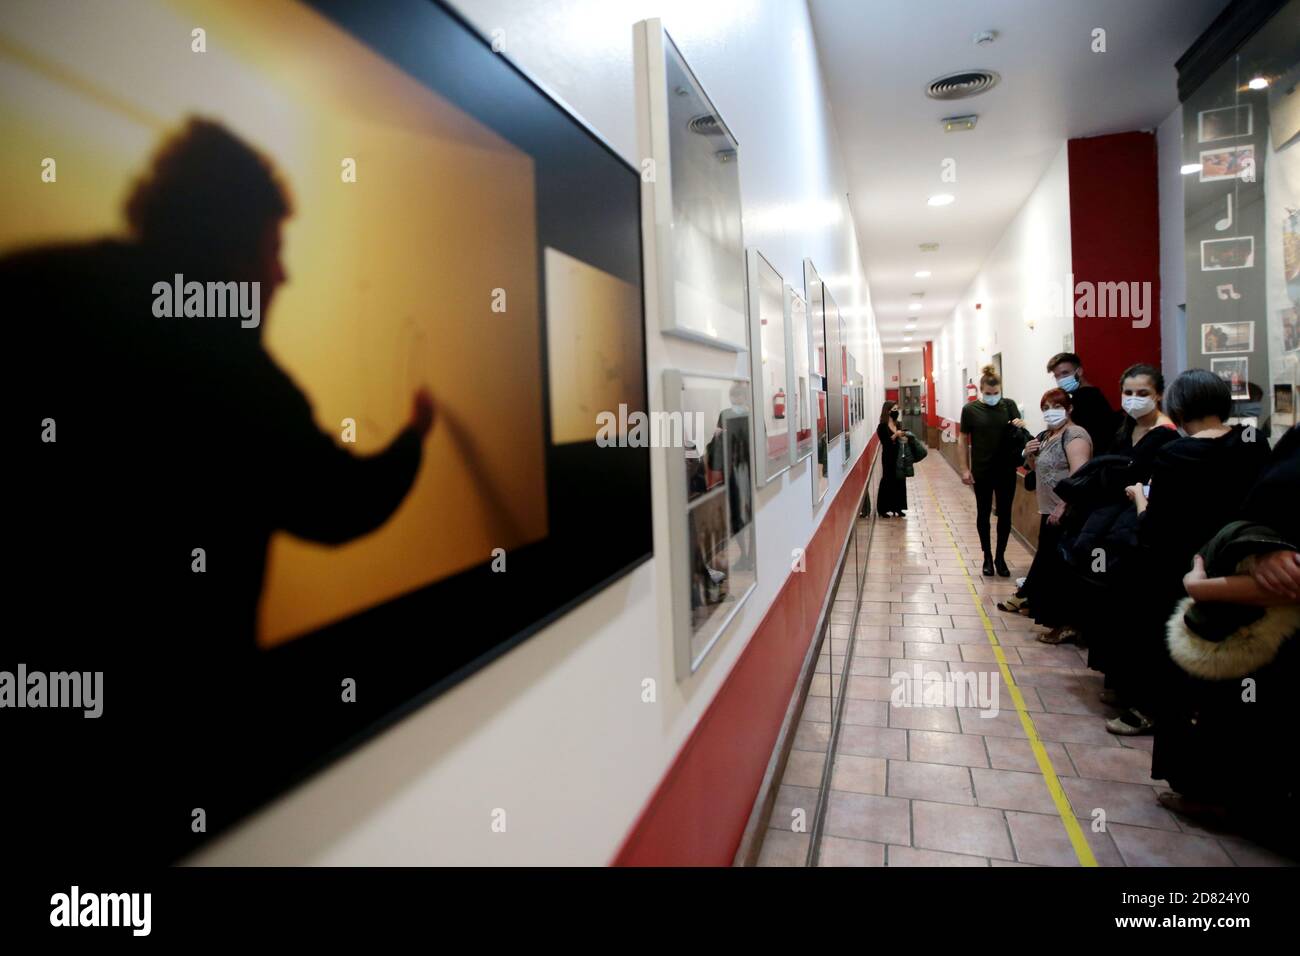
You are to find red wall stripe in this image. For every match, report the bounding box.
[611,435,877,866]
[1067,132,1162,394]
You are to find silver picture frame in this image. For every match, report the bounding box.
[786,284,815,465]
[804,258,830,505]
[636,19,747,351]
[746,248,794,484]
[663,368,758,679]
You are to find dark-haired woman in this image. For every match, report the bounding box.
[876,401,908,517]
[1021,387,1092,642]
[958,364,1026,576]
[1106,369,1272,735]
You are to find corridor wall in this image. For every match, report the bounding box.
[190,0,883,865]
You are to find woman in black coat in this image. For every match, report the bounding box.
[876,401,908,517]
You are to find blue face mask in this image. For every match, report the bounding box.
[981,392,1002,406]
[1056,373,1079,392]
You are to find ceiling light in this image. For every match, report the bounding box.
[1248,76,1269,90]
[1180,163,1202,175]
[900,346,911,352]
[914,270,931,278]
[942,114,978,132]
[919,242,940,253]
[908,303,922,311]
[974,30,998,46]
[928,193,955,206]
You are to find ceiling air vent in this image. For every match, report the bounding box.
[689,113,724,135]
[925,70,1000,101]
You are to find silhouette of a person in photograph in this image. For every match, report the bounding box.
[4,117,435,862]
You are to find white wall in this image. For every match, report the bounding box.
[898,352,924,387]
[1158,105,1188,384]
[933,143,1074,432]
[190,0,882,865]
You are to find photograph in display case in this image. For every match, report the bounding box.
[665,370,757,677]
[746,249,792,484]
[1201,321,1254,354]
[1198,104,1253,142]
[1,0,652,862]
[1274,382,1295,428]
[804,259,831,504]
[787,286,816,463]
[1201,236,1256,271]
[1211,357,1251,400]
[636,19,746,351]
[1199,144,1255,182]
[825,287,844,440]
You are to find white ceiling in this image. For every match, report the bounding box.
[808,0,1231,356]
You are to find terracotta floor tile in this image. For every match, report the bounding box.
[1004,810,1124,866]
[1108,823,1235,866]
[908,730,990,768]
[1060,777,1180,832]
[984,735,1076,777]
[888,760,976,805]
[911,800,1014,860]
[837,723,908,759]
[782,748,827,789]
[830,754,887,795]
[1066,743,1163,785]
[823,791,912,844]
[817,837,886,867]
[887,845,988,866]
[887,702,962,733]
[757,829,810,866]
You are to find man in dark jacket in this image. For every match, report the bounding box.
[1047,351,1118,453]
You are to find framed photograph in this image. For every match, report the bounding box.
[825,288,844,440]
[804,259,830,505]
[3,0,653,863]
[1211,357,1251,400]
[664,370,757,678]
[636,20,747,351]
[1198,145,1255,182]
[1201,236,1255,271]
[1273,383,1295,428]
[1283,306,1299,354]
[1200,321,1254,354]
[746,249,792,484]
[1198,104,1253,143]
[786,285,815,464]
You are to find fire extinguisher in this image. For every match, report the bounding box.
[773,388,786,419]
[966,381,978,403]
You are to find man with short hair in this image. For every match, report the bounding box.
[1046,352,1117,452]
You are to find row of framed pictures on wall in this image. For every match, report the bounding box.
[638,20,871,677]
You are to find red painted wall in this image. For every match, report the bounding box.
[923,340,940,429]
[1067,132,1162,395]
[612,436,877,866]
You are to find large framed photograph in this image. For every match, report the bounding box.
[3,0,652,863]
[746,249,792,484]
[1201,321,1254,354]
[825,287,845,440]
[1198,104,1253,143]
[664,370,757,677]
[1211,357,1251,400]
[1274,382,1295,428]
[1199,144,1255,182]
[786,285,815,464]
[1201,236,1255,271]
[636,19,746,351]
[804,259,831,505]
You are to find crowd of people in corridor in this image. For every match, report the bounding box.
[880,351,1299,851]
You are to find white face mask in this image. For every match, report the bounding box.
[981,392,1001,406]
[1122,395,1156,418]
[1056,373,1079,393]
[1042,408,1068,427]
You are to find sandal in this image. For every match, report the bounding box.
[997,595,1029,613]
[1037,625,1079,644]
[1105,709,1154,736]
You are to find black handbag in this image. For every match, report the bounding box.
[1022,429,1047,492]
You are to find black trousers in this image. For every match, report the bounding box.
[973,469,1017,558]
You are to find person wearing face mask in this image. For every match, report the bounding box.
[876,400,909,517]
[1020,388,1092,643]
[1047,352,1117,454]
[1104,369,1272,736]
[958,365,1027,576]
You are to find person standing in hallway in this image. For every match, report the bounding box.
[1021,387,1092,643]
[876,400,908,517]
[958,364,1027,577]
[1047,352,1117,453]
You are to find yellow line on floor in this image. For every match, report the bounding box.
[922,474,1099,868]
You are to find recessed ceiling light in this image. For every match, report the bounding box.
[900,346,911,352]
[928,193,955,206]
[906,323,917,330]
[1180,163,1202,175]
[1248,76,1269,90]
[908,303,922,311]
[919,242,940,253]
[914,270,931,278]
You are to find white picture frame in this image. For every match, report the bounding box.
[1201,236,1255,271]
[804,258,830,506]
[636,19,747,351]
[746,249,794,484]
[786,285,815,465]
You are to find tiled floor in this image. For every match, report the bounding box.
[757,454,1295,868]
